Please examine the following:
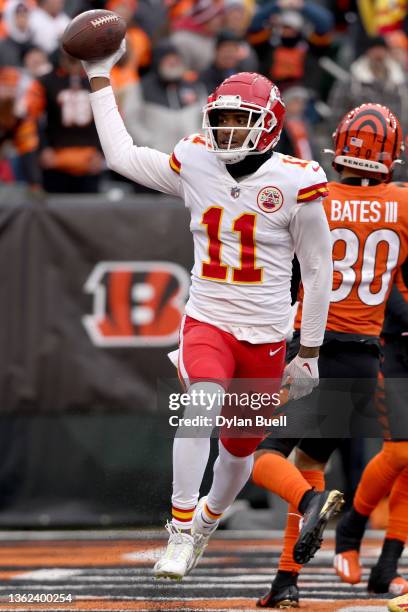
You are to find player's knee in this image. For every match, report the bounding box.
[183,382,224,417]
[383,441,408,470]
[295,448,326,471]
[221,436,262,457]
[176,382,223,437]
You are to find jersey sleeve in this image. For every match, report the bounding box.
[169,149,182,176]
[89,86,182,197]
[289,199,333,346]
[169,133,206,179]
[296,163,329,204]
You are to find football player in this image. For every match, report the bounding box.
[81,43,335,581]
[334,264,408,596]
[253,104,408,607]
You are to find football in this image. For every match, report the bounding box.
[61,10,126,61]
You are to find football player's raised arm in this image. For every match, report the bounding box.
[82,41,180,196]
[89,85,182,196]
[289,201,333,349]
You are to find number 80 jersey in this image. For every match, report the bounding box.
[295,180,408,337]
[170,135,329,342]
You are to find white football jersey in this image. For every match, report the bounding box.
[90,88,332,346]
[170,134,328,342]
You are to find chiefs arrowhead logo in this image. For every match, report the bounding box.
[83,261,189,347]
[257,186,284,213]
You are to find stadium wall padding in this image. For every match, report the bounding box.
[0,195,196,526]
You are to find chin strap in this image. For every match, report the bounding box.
[217,151,248,164]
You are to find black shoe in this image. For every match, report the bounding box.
[257,584,299,608]
[335,507,368,555]
[368,564,407,595]
[293,489,344,564]
[367,538,406,595]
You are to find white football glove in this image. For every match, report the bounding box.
[282,354,319,401]
[81,39,126,81]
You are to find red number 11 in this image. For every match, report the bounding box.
[201,206,263,284]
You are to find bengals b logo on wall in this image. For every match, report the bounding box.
[83,262,190,347]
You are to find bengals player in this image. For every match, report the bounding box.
[81,43,337,582]
[253,103,408,607]
[333,264,408,596]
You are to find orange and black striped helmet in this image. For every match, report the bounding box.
[332,103,403,180]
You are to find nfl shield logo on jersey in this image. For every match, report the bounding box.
[231,186,241,199]
[257,186,284,213]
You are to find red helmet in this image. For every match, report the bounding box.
[202,72,286,163]
[332,103,403,180]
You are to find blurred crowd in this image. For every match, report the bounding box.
[1,0,408,193]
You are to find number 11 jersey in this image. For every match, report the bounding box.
[170,135,329,342]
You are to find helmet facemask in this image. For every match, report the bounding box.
[202,95,279,164]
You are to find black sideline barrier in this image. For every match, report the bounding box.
[0,193,195,525]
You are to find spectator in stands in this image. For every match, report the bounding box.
[0,1,33,67]
[122,40,206,155]
[223,0,259,71]
[0,66,40,187]
[64,0,108,18]
[16,46,51,119]
[30,0,70,55]
[26,50,103,193]
[249,0,334,94]
[386,29,408,70]
[107,0,151,108]
[276,85,318,160]
[167,0,194,22]
[135,0,169,39]
[224,0,254,36]
[326,0,357,33]
[250,0,334,35]
[328,36,408,134]
[200,31,245,94]
[170,0,225,72]
[22,46,51,79]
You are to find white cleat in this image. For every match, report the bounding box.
[190,496,220,572]
[153,521,194,581]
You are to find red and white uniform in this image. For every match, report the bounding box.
[171,135,330,345]
[90,87,332,358]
